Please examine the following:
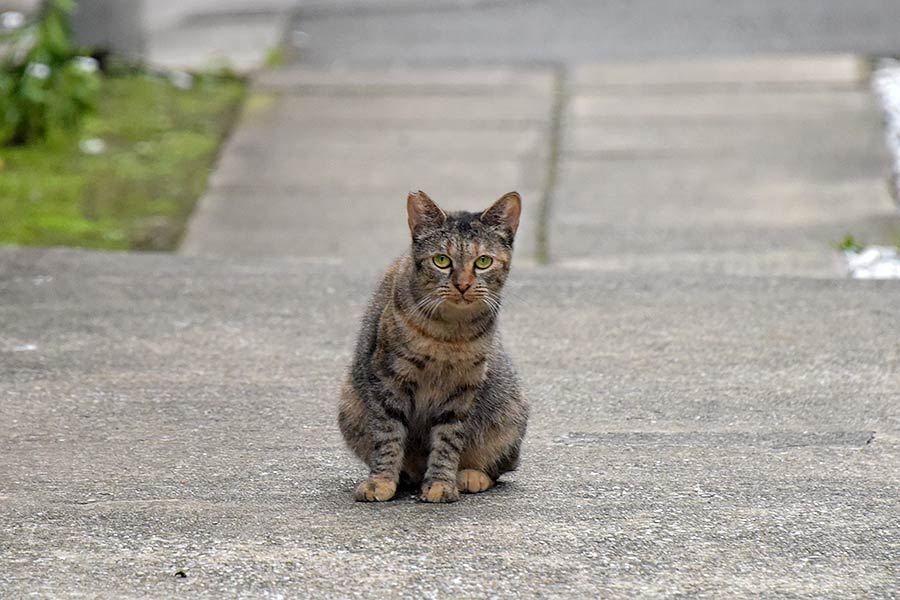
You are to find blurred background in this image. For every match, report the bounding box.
[2,0,900,275]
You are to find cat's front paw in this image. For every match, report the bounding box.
[354,477,397,502]
[457,469,494,493]
[420,479,460,503]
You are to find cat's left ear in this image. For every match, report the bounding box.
[481,191,521,239]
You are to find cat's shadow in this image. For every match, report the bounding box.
[355,477,515,504]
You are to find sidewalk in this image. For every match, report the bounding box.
[553,56,898,275]
[180,66,554,260]
[182,55,899,275]
[3,14,900,599]
[142,0,298,72]
[139,0,509,72]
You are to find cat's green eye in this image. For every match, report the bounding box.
[474,255,493,269]
[433,254,452,268]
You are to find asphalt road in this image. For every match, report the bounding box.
[291,0,900,66]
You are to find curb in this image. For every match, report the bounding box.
[872,58,900,208]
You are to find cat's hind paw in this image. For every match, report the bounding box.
[354,477,397,502]
[457,469,494,493]
[420,479,460,503]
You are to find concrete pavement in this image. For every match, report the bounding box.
[3,2,900,598]
[138,0,900,99]
[142,0,298,72]
[182,55,900,275]
[552,56,899,275]
[1,248,898,598]
[180,66,555,260]
[290,0,900,66]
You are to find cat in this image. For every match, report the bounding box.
[338,190,529,503]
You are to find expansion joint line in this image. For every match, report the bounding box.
[536,64,567,265]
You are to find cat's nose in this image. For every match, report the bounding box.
[454,281,471,294]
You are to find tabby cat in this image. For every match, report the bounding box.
[338,191,529,503]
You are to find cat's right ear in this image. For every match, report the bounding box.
[407,191,446,238]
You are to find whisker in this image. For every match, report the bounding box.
[489,299,502,318]
[412,295,436,317]
[426,297,444,319]
[478,291,502,318]
[412,297,429,312]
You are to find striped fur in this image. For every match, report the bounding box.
[338,191,529,503]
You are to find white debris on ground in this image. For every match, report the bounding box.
[855,61,900,280]
[845,246,900,279]
[873,58,900,205]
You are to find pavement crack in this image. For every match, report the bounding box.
[536,64,566,265]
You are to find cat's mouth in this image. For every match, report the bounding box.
[445,294,482,308]
[437,289,489,310]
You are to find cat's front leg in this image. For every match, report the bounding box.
[420,405,473,503]
[355,388,411,502]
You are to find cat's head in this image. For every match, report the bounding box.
[406,190,521,313]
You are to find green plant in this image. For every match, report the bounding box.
[834,234,864,253]
[0,0,101,145]
[264,44,286,68]
[0,72,246,250]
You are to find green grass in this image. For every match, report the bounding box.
[0,72,245,251]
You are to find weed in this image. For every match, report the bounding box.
[834,234,865,253]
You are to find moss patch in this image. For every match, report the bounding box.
[0,72,245,251]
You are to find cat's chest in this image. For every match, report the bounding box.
[405,332,487,364]
[410,358,483,409]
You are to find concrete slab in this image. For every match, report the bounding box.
[553,249,845,278]
[141,1,298,72]
[563,117,882,158]
[246,94,552,124]
[294,0,500,15]
[568,90,875,121]
[182,69,555,260]
[1,248,898,598]
[226,126,550,159]
[549,160,900,273]
[554,159,888,201]
[570,55,867,89]
[143,0,299,33]
[180,187,541,260]
[184,55,897,276]
[255,66,557,94]
[208,154,544,192]
[145,14,287,73]
[549,57,900,272]
[555,174,892,229]
[287,0,900,67]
